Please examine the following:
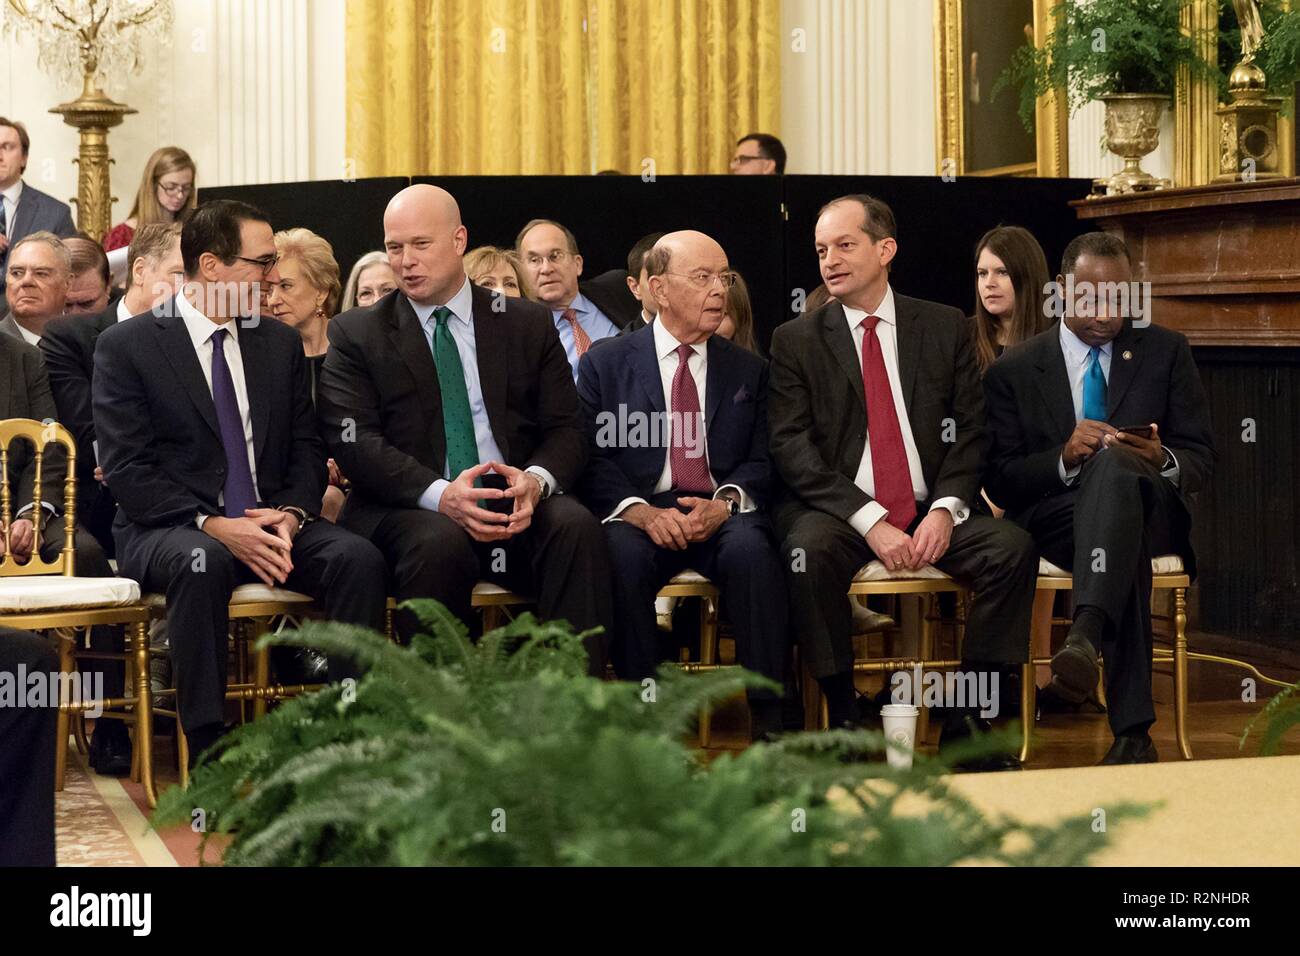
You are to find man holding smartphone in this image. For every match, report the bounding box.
[982,232,1215,765]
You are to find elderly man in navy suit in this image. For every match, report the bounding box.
[576,231,787,740]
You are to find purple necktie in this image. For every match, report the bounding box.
[209,328,258,517]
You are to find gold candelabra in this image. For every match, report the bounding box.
[3,0,171,242]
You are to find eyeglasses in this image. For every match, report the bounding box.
[235,254,280,275]
[158,181,193,196]
[664,270,739,289]
[524,250,572,268]
[730,154,767,166]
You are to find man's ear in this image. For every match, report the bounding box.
[648,274,667,308]
[574,253,584,278]
[625,274,640,301]
[877,237,898,269]
[198,250,221,282]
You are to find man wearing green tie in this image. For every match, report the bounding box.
[318,185,614,674]
[982,233,1215,765]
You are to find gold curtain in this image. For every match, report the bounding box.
[346,0,781,176]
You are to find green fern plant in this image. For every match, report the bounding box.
[152,601,1151,866]
[1240,680,1300,755]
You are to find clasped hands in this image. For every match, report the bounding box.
[866,508,953,572]
[622,496,730,550]
[1063,420,1165,471]
[438,461,542,543]
[0,517,38,563]
[203,508,301,587]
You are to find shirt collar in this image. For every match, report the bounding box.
[1059,320,1112,365]
[841,284,897,331]
[409,275,473,329]
[116,297,133,322]
[177,289,238,351]
[652,315,707,363]
[14,319,40,346]
[1,179,22,205]
[557,291,593,318]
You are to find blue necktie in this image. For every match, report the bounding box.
[209,328,259,517]
[1082,345,1107,421]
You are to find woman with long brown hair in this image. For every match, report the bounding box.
[103,146,197,252]
[970,225,1050,373]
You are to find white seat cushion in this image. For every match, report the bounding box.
[1037,554,1185,578]
[0,575,140,612]
[471,581,515,597]
[852,561,951,582]
[143,583,314,609]
[668,569,711,585]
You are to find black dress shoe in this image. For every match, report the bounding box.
[1050,630,1100,702]
[270,645,329,685]
[1099,733,1158,765]
[1037,676,1107,716]
[89,721,133,777]
[939,713,1022,772]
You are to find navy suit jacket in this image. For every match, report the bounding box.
[575,324,772,520]
[92,299,326,551]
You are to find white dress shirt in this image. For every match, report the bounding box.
[1057,320,1179,485]
[176,291,260,527]
[1,179,21,240]
[411,277,558,512]
[116,296,133,322]
[11,319,40,347]
[843,286,969,536]
[606,321,753,522]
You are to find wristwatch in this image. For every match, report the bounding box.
[276,505,314,532]
[719,493,741,516]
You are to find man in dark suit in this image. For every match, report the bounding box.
[769,194,1036,770]
[576,230,787,738]
[61,234,114,316]
[318,184,614,674]
[580,266,643,332]
[516,218,639,377]
[2,231,70,345]
[0,627,59,865]
[983,232,1215,765]
[42,223,185,557]
[93,200,387,765]
[0,117,76,313]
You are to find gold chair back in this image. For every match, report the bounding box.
[0,418,76,577]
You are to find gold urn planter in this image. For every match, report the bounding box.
[1098,93,1172,195]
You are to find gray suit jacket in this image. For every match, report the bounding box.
[1,181,77,294]
[0,312,36,344]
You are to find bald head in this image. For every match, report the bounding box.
[645,230,730,344]
[383,184,469,306]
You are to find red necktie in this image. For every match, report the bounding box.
[562,308,592,357]
[669,344,712,493]
[860,316,916,530]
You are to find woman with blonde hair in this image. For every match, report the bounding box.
[103,146,197,252]
[340,250,398,312]
[464,245,530,298]
[717,270,759,354]
[268,227,346,523]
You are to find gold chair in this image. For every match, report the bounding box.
[658,570,722,747]
[0,419,156,806]
[383,582,533,640]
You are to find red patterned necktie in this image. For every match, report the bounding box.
[669,344,712,494]
[561,308,592,357]
[860,316,916,530]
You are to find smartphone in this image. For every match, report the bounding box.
[1117,424,1154,440]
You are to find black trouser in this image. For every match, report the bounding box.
[776,504,1037,680]
[1019,449,1187,736]
[604,492,789,691]
[119,520,388,733]
[39,524,123,705]
[371,495,614,676]
[0,627,58,866]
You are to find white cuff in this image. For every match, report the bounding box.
[604,496,648,523]
[196,513,209,530]
[1161,447,1181,487]
[420,479,450,512]
[525,465,558,498]
[1058,454,1081,486]
[714,484,756,514]
[929,496,970,525]
[848,500,889,537]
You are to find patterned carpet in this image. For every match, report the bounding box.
[56,748,178,867]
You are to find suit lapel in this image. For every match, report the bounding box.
[1034,323,1078,443]
[9,183,35,241]
[893,296,921,418]
[239,323,271,464]
[1105,322,1145,419]
[633,328,666,415]
[470,285,507,445]
[823,303,865,416]
[703,336,729,433]
[154,306,221,441]
[387,294,440,425]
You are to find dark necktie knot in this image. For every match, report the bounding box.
[432,305,453,328]
[211,327,228,347]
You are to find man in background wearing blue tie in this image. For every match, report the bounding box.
[516,219,623,378]
[983,233,1215,765]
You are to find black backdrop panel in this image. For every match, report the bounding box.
[200,178,408,287]
[414,174,786,342]
[782,175,1096,332]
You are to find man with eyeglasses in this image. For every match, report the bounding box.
[576,231,788,738]
[729,132,786,175]
[93,199,388,768]
[0,117,76,317]
[516,218,636,378]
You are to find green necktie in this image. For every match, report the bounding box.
[430,306,481,480]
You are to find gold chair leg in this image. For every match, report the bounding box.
[54,631,74,791]
[1173,587,1192,760]
[916,595,934,747]
[177,723,189,790]
[235,628,249,725]
[132,620,157,808]
[698,595,717,748]
[1019,662,1034,764]
[252,622,270,721]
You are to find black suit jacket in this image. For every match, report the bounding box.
[982,320,1215,522]
[317,283,587,539]
[575,325,771,519]
[768,294,984,523]
[93,299,326,546]
[580,269,642,330]
[0,332,65,512]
